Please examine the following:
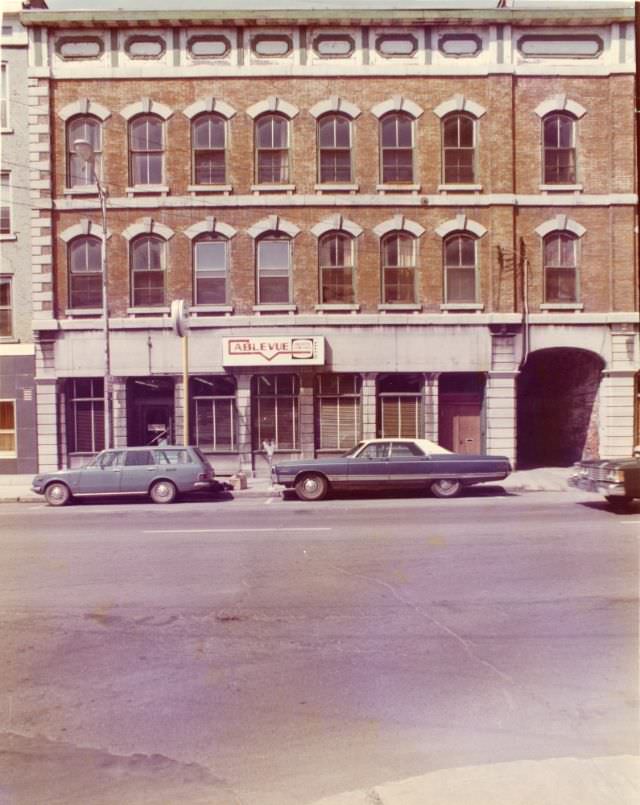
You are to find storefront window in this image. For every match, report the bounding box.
[252,374,299,450]
[192,376,235,450]
[315,374,361,449]
[66,378,104,453]
[378,374,422,438]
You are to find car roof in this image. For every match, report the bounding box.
[360,438,451,454]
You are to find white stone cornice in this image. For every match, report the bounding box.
[120,98,174,121]
[59,99,111,122]
[247,215,300,239]
[433,94,486,119]
[184,218,237,240]
[309,97,361,120]
[535,214,586,238]
[59,219,110,242]
[373,215,424,238]
[371,96,423,119]
[246,96,299,120]
[182,98,237,120]
[122,218,175,241]
[534,94,587,119]
[435,214,487,238]
[311,215,363,238]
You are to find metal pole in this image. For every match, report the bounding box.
[182,332,189,446]
[98,181,112,450]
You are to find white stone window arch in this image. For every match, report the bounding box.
[534,215,585,239]
[309,97,361,120]
[373,215,424,239]
[246,96,299,120]
[183,98,236,121]
[433,94,486,120]
[247,215,300,240]
[122,218,175,242]
[371,96,424,120]
[120,98,174,121]
[184,218,237,241]
[534,95,586,120]
[186,219,235,307]
[59,98,111,122]
[311,215,362,239]
[435,214,487,239]
[59,218,110,243]
[536,216,584,306]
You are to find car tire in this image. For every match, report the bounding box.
[149,479,177,504]
[295,473,328,502]
[605,495,634,508]
[430,479,462,498]
[44,481,71,507]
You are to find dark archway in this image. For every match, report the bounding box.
[517,348,604,467]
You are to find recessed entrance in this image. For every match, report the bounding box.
[126,377,175,446]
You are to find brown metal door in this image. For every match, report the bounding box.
[440,401,482,454]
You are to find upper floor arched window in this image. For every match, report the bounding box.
[443,233,477,303]
[543,231,578,302]
[67,115,102,187]
[194,233,228,304]
[130,234,165,306]
[380,112,414,184]
[319,231,354,304]
[442,112,475,184]
[318,113,352,184]
[543,112,576,184]
[381,231,416,303]
[68,235,102,309]
[192,112,226,185]
[129,114,164,186]
[256,231,291,303]
[255,113,289,184]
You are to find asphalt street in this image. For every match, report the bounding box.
[1,488,638,805]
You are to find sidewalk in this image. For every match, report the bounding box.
[0,466,573,503]
[307,755,640,805]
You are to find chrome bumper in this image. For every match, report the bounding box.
[568,476,627,497]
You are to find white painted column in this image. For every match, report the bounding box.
[235,374,253,474]
[111,378,128,447]
[599,371,637,458]
[35,378,59,471]
[299,372,315,459]
[486,331,519,466]
[361,373,377,440]
[424,373,439,442]
[174,378,185,445]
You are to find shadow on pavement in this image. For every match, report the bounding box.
[577,500,640,516]
[64,491,235,507]
[282,484,513,502]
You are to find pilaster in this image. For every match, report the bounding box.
[111,378,128,447]
[361,373,377,440]
[235,373,253,474]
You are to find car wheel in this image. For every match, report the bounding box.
[149,479,177,504]
[44,481,71,507]
[295,473,328,502]
[605,495,634,508]
[430,479,462,498]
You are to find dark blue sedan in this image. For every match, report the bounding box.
[273,438,512,501]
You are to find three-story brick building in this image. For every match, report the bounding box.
[23,1,639,475]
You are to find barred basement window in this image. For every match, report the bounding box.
[0,400,16,457]
[192,376,235,450]
[315,374,361,450]
[66,379,104,454]
[252,374,299,450]
[378,374,422,439]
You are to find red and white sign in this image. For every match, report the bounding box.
[222,336,325,366]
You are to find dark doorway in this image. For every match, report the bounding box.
[439,373,485,453]
[126,377,175,446]
[517,348,603,467]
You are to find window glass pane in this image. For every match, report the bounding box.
[70,237,101,272]
[70,273,102,308]
[458,115,474,146]
[194,115,225,148]
[132,237,163,270]
[258,239,289,269]
[0,277,11,307]
[0,401,14,430]
[443,116,459,148]
[546,268,576,302]
[196,240,226,270]
[133,271,164,306]
[447,267,475,302]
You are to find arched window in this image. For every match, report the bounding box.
[543,113,576,184]
[68,235,102,309]
[67,115,102,187]
[442,112,475,184]
[194,233,227,304]
[129,114,164,185]
[192,112,226,185]
[319,231,354,304]
[381,232,415,303]
[444,233,477,303]
[255,113,289,184]
[256,232,291,303]
[317,113,352,183]
[543,232,577,302]
[380,112,413,183]
[130,234,165,306]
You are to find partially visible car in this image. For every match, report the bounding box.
[32,445,225,506]
[568,453,640,506]
[272,438,512,501]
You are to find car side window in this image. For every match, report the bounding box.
[124,450,155,467]
[390,442,424,459]
[98,451,123,468]
[358,443,390,459]
[154,449,192,465]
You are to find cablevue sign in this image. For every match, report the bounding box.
[222,336,325,366]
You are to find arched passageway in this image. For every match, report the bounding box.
[516,348,604,467]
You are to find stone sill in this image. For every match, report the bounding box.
[539,184,584,192]
[540,303,584,311]
[315,304,360,312]
[126,185,170,197]
[250,184,295,194]
[191,305,234,315]
[0,234,17,241]
[440,303,484,312]
[187,184,232,194]
[438,183,483,192]
[127,306,170,316]
[314,183,359,193]
[252,305,297,314]
[63,187,100,197]
[64,308,102,317]
[376,183,421,193]
[378,304,422,312]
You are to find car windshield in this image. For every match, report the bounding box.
[342,443,364,458]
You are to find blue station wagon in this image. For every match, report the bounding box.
[273,438,512,501]
[32,446,222,506]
